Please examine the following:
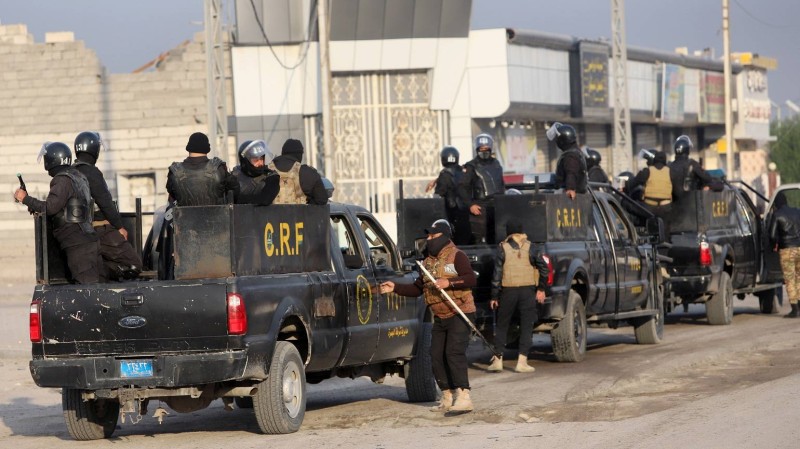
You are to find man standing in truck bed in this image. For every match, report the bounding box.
[268,138,328,205]
[167,132,239,206]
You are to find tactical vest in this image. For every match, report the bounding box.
[422,242,475,319]
[440,166,465,210]
[269,161,305,204]
[73,160,106,221]
[168,157,225,206]
[555,149,588,193]
[53,168,94,235]
[232,165,267,197]
[471,159,504,199]
[500,235,539,288]
[644,166,672,201]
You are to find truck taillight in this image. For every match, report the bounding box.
[542,254,554,286]
[699,241,712,266]
[227,293,247,335]
[30,301,42,343]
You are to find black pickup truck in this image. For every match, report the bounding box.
[397,179,665,362]
[29,203,435,440]
[662,182,783,324]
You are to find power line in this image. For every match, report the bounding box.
[248,0,317,70]
[732,0,795,29]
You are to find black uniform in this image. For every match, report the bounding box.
[271,154,328,205]
[434,165,471,245]
[587,165,609,183]
[74,154,142,281]
[668,155,721,201]
[555,147,588,194]
[23,167,100,284]
[232,165,281,205]
[166,156,239,206]
[460,157,505,243]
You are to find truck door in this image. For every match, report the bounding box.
[603,199,648,311]
[330,214,379,366]
[589,204,613,313]
[733,192,758,287]
[356,214,418,361]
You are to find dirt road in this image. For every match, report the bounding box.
[1,291,798,448]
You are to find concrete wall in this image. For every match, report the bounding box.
[0,24,231,284]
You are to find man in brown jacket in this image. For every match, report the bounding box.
[380,220,477,414]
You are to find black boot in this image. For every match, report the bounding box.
[784,303,800,318]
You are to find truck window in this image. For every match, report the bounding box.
[331,215,364,268]
[357,215,398,271]
[606,202,633,241]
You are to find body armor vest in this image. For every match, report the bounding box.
[471,159,504,199]
[500,235,539,288]
[645,166,672,201]
[232,165,267,197]
[168,157,225,206]
[73,160,105,221]
[269,161,305,204]
[440,166,465,210]
[555,148,588,193]
[422,242,475,319]
[53,168,94,234]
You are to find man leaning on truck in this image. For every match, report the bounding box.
[769,192,800,318]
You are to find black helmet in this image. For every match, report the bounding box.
[474,133,494,160]
[547,122,578,151]
[585,148,601,169]
[37,142,73,171]
[674,135,693,156]
[74,131,103,161]
[440,146,459,166]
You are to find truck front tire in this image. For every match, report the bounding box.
[253,341,306,434]
[707,271,734,325]
[634,285,665,344]
[405,322,437,402]
[62,388,119,441]
[551,290,587,362]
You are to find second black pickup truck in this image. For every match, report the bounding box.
[29,202,435,440]
[398,179,665,362]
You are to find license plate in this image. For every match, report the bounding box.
[120,360,153,378]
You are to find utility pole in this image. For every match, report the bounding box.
[611,0,633,175]
[317,0,335,182]
[723,0,735,178]
[205,0,228,159]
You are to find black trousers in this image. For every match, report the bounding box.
[469,201,495,244]
[96,224,143,280]
[431,312,475,391]
[63,241,100,284]
[494,286,538,356]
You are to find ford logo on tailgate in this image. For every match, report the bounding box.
[118,315,147,329]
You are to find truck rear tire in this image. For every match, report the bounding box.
[405,322,438,402]
[634,285,665,344]
[757,288,780,314]
[253,341,306,434]
[62,388,119,441]
[551,290,587,362]
[707,271,734,325]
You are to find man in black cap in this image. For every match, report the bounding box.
[487,219,550,373]
[166,132,239,206]
[73,131,142,281]
[268,138,328,205]
[380,219,478,414]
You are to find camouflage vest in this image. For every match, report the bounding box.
[422,242,475,319]
[500,235,538,287]
[645,166,672,201]
[269,161,305,204]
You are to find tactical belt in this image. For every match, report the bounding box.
[644,198,672,206]
[93,220,111,227]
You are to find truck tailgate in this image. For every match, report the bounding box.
[35,280,232,357]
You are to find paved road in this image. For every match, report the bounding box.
[0,287,798,448]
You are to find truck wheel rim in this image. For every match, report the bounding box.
[573,309,584,349]
[281,362,302,418]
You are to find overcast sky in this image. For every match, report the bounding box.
[2,0,798,116]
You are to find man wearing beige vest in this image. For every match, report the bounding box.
[488,219,551,373]
[628,149,672,235]
[269,139,328,205]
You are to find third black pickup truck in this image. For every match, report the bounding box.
[29,202,435,440]
[398,178,665,362]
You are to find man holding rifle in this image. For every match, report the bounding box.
[380,220,477,414]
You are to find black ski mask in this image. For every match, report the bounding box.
[426,235,450,257]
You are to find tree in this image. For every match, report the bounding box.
[770,117,800,184]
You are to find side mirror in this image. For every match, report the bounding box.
[343,254,363,269]
[646,216,666,244]
[321,177,335,199]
